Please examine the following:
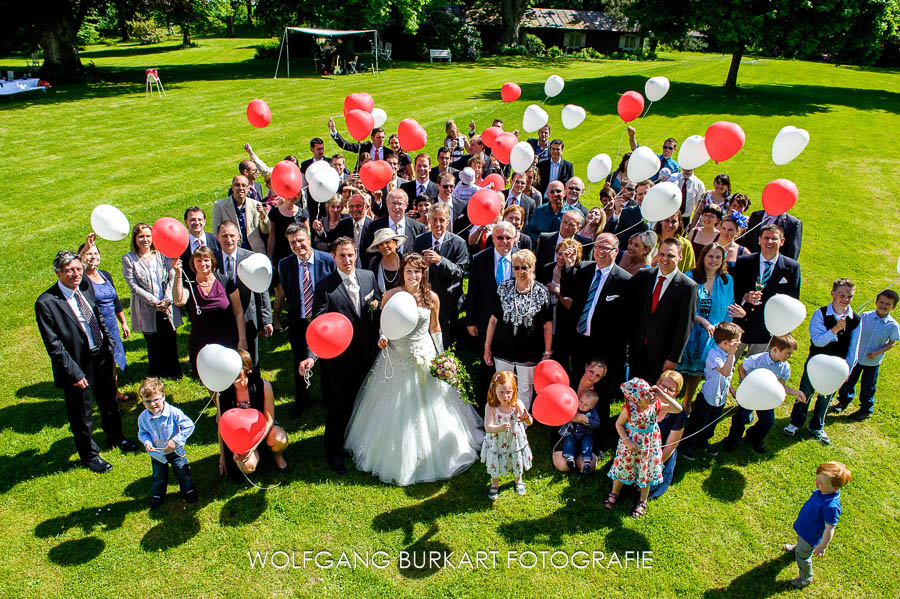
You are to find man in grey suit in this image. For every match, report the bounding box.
[212,175,270,254]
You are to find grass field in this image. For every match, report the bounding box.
[1,37,899,598]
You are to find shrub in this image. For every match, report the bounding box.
[77,14,101,47]
[415,7,482,61]
[128,19,164,45]
[499,44,527,56]
[253,38,281,60]
[547,45,563,58]
[523,33,546,56]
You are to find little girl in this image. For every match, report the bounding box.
[481,371,533,499]
[606,378,682,518]
[444,119,469,161]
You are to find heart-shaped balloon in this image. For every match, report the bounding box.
[678,135,710,170]
[236,252,273,293]
[771,126,810,165]
[492,133,518,164]
[501,82,521,102]
[398,118,427,151]
[586,154,612,183]
[219,408,268,454]
[482,126,502,148]
[561,104,586,130]
[522,104,549,133]
[705,121,745,162]
[544,75,564,98]
[510,142,535,174]
[736,368,786,411]
[359,160,393,191]
[308,165,340,202]
[641,182,681,221]
[343,92,374,116]
[626,146,661,182]
[346,108,375,141]
[644,77,670,102]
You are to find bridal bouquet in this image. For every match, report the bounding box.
[430,346,475,406]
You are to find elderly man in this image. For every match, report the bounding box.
[563,176,588,217]
[501,171,536,225]
[347,191,373,255]
[627,126,681,181]
[666,167,706,229]
[430,147,459,184]
[36,251,140,473]
[605,179,652,248]
[535,209,590,268]
[523,180,573,244]
[213,175,269,253]
[300,137,331,175]
[401,153,439,203]
[536,139,574,196]
[180,206,220,282]
[328,119,387,169]
[358,189,426,268]
[527,124,552,161]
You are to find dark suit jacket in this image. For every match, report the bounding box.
[35,282,114,388]
[299,156,332,175]
[330,132,387,170]
[180,233,221,281]
[743,211,803,261]
[536,158,574,195]
[605,205,648,249]
[466,248,505,338]
[535,232,592,269]
[500,190,536,225]
[430,166,459,184]
[214,248,272,330]
[448,197,470,235]
[401,180,439,204]
[412,232,468,316]
[358,216,426,268]
[630,268,698,372]
[731,252,802,344]
[277,251,337,342]
[312,214,354,252]
[563,261,633,361]
[472,230,533,255]
[451,154,495,176]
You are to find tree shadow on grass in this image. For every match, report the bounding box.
[703,551,794,599]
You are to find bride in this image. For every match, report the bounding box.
[344,252,485,486]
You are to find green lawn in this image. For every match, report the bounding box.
[1,37,899,598]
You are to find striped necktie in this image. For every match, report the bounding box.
[577,270,602,335]
[301,261,313,318]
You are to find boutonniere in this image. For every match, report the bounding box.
[367,300,379,313]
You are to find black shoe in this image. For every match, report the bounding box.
[84,456,112,473]
[849,410,871,421]
[564,456,576,471]
[830,402,850,415]
[149,495,164,510]
[681,448,695,461]
[182,488,198,504]
[327,456,345,474]
[706,445,720,457]
[116,439,141,453]
[290,404,305,419]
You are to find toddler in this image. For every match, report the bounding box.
[559,390,601,474]
[481,371,533,499]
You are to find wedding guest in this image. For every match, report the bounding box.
[653,213,696,273]
[212,175,270,253]
[718,214,750,269]
[687,204,722,257]
[311,196,353,252]
[552,359,607,472]
[616,230,657,275]
[648,371,686,499]
[267,194,308,331]
[482,371,534,499]
[365,228,407,294]
[577,207,606,241]
[690,173,731,229]
[540,238,581,374]
[607,152,631,193]
[523,166,543,205]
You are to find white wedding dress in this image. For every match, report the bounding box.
[344,307,485,486]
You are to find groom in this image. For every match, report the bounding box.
[303,236,381,474]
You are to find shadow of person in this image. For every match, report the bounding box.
[604,527,652,555]
[47,536,106,566]
[702,465,747,503]
[703,551,795,598]
[140,514,202,551]
[0,438,80,494]
[397,524,454,580]
[2,393,69,433]
[220,489,268,527]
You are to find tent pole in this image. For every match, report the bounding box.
[374,30,379,77]
[287,30,290,78]
[274,28,287,79]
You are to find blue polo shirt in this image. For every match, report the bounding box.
[857,310,900,367]
[793,489,841,546]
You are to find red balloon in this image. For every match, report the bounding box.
[359,160,393,192]
[501,82,521,103]
[246,99,271,128]
[761,179,798,216]
[533,359,568,395]
[533,383,578,426]
[151,217,189,259]
[479,173,505,191]
[466,189,502,226]
[343,92,374,116]
[346,108,375,142]
[492,132,518,164]
[219,408,267,454]
[704,121,745,162]
[270,160,303,199]
[481,126,502,148]
[617,91,644,123]
[398,118,427,151]
[306,312,353,359]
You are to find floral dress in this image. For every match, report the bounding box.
[480,405,533,478]
[608,380,664,488]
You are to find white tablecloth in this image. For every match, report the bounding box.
[0,78,46,96]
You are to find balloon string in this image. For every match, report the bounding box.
[303,369,312,389]
[640,100,653,119]
[658,405,738,450]
[855,277,900,311]
[241,469,282,490]
[734,220,764,243]
[193,391,217,423]
[181,272,202,315]
[383,346,394,379]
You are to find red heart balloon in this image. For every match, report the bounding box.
[492,132,518,164]
[398,118,427,151]
[481,126,502,148]
[219,408,267,454]
[359,160,393,192]
[343,92,374,116]
[346,109,375,142]
[271,160,303,199]
[761,179,798,216]
[533,359,569,395]
[501,82,521,103]
[617,91,644,123]
[533,383,578,426]
[246,99,271,128]
[306,312,353,359]
[151,217,189,259]
[466,189,502,226]
[704,121,745,162]
[479,173,505,191]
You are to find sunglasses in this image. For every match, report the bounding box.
[662,145,675,150]
[494,235,514,241]
[548,190,563,195]
[512,265,530,271]
[440,184,454,189]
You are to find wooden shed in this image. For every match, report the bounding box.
[521,8,643,53]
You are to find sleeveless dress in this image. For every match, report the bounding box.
[186,275,239,376]
[480,405,533,478]
[677,285,714,376]
[344,306,485,486]
[608,399,664,488]
[219,373,271,478]
[90,271,127,371]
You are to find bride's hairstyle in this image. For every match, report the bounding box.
[399,253,433,309]
[486,371,518,407]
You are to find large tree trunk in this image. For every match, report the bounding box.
[500,0,527,45]
[724,45,744,89]
[246,0,253,25]
[181,24,191,47]
[38,13,86,82]
[226,15,235,37]
[117,11,131,41]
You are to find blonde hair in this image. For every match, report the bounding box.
[658,370,684,395]
[487,371,518,407]
[139,377,165,400]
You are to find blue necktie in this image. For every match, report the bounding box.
[577,270,602,335]
[495,256,507,285]
[761,260,774,285]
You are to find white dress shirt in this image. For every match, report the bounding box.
[667,172,706,217]
[338,269,360,313]
[58,282,99,349]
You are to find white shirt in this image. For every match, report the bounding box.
[371,145,384,161]
[758,254,778,281]
[584,264,613,336]
[338,269,360,313]
[415,180,429,196]
[57,282,99,349]
[655,267,679,301]
[389,217,405,237]
[667,172,706,217]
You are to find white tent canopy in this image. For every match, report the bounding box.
[274,27,379,78]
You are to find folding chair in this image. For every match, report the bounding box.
[346,56,359,74]
[381,42,393,68]
[145,68,166,97]
[30,52,40,68]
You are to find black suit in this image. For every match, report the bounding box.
[605,205,648,249]
[358,216,426,268]
[35,281,125,463]
[451,154,495,176]
[466,248,512,408]
[214,248,272,370]
[299,156,332,175]
[330,132,387,170]
[731,252,802,344]
[430,166,459,184]
[180,233,221,282]
[412,231,468,346]
[313,269,381,459]
[535,232,591,270]
[536,158,574,196]
[312,214,354,252]
[629,268,698,383]
[743,211,803,261]
[400,180,439,203]
[447,197,471,236]
[500,190,536,225]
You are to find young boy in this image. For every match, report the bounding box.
[681,321,743,460]
[559,390,601,474]
[723,334,805,453]
[136,378,197,511]
[784,278,861,445]
[784,461,851,589]
[835,288,899,420]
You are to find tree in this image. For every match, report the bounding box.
[151,0,229,47]
[24,0,104,82]
[498,0,530,45]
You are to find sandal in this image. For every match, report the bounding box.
[631,500,647,518]
[488,485,499,500]
[604,492,618,510]
[514,481,526,496]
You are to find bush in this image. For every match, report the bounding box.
[253,38,281,60]
[415,7,482,62]
[523,33,546,56]
[499,44,527,56]
[77,14,101,47]
[128,19,164,45]
[546,45,563,58]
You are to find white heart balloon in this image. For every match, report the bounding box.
[626,146,661,182]
[586,154,612,183]
[645,76,670,102]
[197,344,243,392]
[236,252,273,293]
[561,104,586,129]
[90,204,130,241]
[544,75,564,98]
[764,294,807,336]
[736,368,786,411]
[371,107,388,128]
[807,354,850,396]
[510,141,535,174]
[381,291,419,340]
[640,182,681,221]
[896,255,900,276]
[308,165,340,202]
[305,158,332,179]
[678,135,710,170]
[772,126,810,166]
[522,104,549,133]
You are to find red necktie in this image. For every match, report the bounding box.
[651,275,665,313]
[680,179,688,215]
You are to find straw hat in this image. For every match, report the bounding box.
[366,227,408,253]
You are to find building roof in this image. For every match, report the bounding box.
[521,8,638,33]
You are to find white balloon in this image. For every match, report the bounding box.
[736,368,786,411]
[544,75,565,98]
[371,107,387,128]
[644,76,670,102]
[306,158,331,179]
[308,166,340,202]
[626,146,661,183]
[586,154,612,183]
[90,204,130,241]
[522,104,549,133]
[772,126,810,165]
[807,354,850,396]
[236,252,273,293]
[197,344,243,392]
[896,255,900,276]
[561,104,586,129]
[678,135,710,170]
[764,294,807,336]
[381,291,419,340]
[510,142,535,174]
[641,182,681,221]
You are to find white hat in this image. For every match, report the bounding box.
[366,227,408,253]
[657,167,672,182]
[458,167,475,185]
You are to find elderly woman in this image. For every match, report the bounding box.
[577,206,607,241]
[539,238,582,373]
[365,228,407,294]
[121,223,182,378]
[648,370,687,499]
[171,246,247,377]
[552,357,609,472]
[653,213,696,272]
[718,214,750,269]
[483,249,553,409]
[616,230,657,275]
[216,349,289,477]
[311,195,353,252]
